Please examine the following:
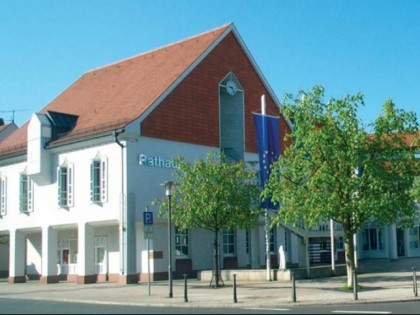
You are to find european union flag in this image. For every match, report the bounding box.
[253,113,280,210]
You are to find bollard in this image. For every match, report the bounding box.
[291,272,296,302]
[412,268,418,297]
[184,274,188,302]
[233,274,237,303]
[353,270,358,301]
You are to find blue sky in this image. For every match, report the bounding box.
[0,0,419,130]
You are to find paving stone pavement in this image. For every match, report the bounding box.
[1,268,420,309]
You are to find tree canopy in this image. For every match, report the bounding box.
[157,151,261,287]
[264,86,419,286]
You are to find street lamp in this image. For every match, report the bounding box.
[161,181,175,298]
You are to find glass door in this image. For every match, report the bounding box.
[94,236,107,274]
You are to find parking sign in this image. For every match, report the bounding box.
[143,211,153,225]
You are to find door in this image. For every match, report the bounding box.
[94,236,107,274]
[397,228,405,257]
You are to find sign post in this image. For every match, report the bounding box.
[143,209,153,295]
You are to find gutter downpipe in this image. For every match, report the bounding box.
[113,129,126,277]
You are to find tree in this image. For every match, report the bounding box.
[264,86,419,287]
[157,151,261,287]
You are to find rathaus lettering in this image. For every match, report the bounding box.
[138,154,177,169]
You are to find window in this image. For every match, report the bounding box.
[94,236,107,274]
[175,227,189,256]
[57,240,70,264]
[0,176,6,216]
[19,173,33,213]
[284,229,289,252]
[269,228,276,253]
[362,228,384,251]
[57,239,77,264]
[337,236,344,250]
[57,163,74,207]
[245,230,250,254]
[409,226,420,249]
[90,156,107,203]
[222,229,235,255]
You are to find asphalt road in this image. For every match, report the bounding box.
[1,298,420,314]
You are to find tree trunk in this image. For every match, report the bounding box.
[213,229,220,288]
[343,225,355,287]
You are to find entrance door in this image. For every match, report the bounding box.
[397,228,405,257]
[94,236,107,274]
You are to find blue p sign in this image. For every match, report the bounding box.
[143,211,153,225]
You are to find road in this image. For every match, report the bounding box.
[0,298,419,314]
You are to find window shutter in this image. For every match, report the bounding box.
[0,177,6,216]
[19,175,25,212]
[68,165,74,207]
[27,178,34,212]
[90,162,94,202]
[57,167,62,207]
[101,158,108,203]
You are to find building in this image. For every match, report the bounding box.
[0,23,418,286]
[0,23,300,285]
[0,119,18,143]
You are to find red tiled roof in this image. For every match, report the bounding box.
[368,132,420,148]
[0,23,232,156]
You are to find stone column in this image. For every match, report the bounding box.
[8,229,26,283]
[40,226,59,284]
[119,192,138,284]
[389,224,398,260]
[77,222,95,284]
[251,226,260,268]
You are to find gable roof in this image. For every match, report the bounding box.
[0,23,234,157]
[0,22,287,157]
[0,122,18,143]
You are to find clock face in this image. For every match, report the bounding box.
[225,80,237,96]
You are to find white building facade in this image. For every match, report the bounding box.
[0,23,418,285]
[0,23,304,284]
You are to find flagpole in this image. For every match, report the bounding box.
[261,95,272,281]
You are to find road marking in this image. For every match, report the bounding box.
[244,308,290,312]
[332,311,391,314]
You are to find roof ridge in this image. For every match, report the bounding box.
[85,22,233,75]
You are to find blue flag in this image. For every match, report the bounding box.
[253,113,280,210]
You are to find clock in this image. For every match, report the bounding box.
[225,80,238,96]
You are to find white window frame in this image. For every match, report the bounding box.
[57,162,74,208]
[269,227,276,254]
[409,226,420,249]
[90,155,108,204]
[362,227,384,251]
[222,228,235,256]
[175,227,189,257]
[0,176,6,216]
[94,236,107,274]
[19,173,34,213]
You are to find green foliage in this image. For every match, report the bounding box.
[156,151,261,232]
[263,85,419,286]
[340,284,363,291]
[264,85,419,232]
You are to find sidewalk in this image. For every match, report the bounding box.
[0,270,419,309]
